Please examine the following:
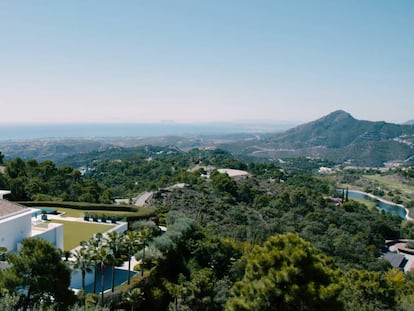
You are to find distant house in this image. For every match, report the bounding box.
[188,165,250,179]
[0,190,63,253]
[383,239,414,272]
[217,168,250,179]
[318,167,333,175]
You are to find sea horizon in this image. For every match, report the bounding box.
[0,121,297,141]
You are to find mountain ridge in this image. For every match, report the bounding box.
[1,110,414,167]
[222,110,414,167]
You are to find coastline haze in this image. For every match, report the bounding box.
[0,121,297,141]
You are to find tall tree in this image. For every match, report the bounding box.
[341,268,404,311]
[226,233,343,311]
[123,288,145,311]
[84,233,104,294]
[72,247,93,291]
[5,157,26,179]
[105,231,125,292]
[131,221,159,277]
[4,238,75,311]
[93,243,113,303]
[123,230,141,285]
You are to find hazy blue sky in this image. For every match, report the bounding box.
[0,0,413,124]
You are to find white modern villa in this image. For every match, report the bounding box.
[0,190,63,252]
[1,189,132,292]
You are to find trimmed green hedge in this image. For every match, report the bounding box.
[17,201,137,212]
[17,201,158,225]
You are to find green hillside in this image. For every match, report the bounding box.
[224,110,414,167]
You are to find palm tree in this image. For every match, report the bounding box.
[72,247,93,291]
[164,274,186,311]
[123,288,144,311]
[105,231,125,292]
[136,227,154,277]
[123,231,141,285]
[135,244,162,276]
[94,243,113,303]
[85,233,103,294]
[131,221,160,277]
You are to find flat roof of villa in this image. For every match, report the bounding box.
[31,221,63,235]
[0,199,27,220]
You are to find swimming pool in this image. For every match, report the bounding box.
[31,208,59,218]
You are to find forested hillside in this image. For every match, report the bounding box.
[2,147,414,310]
[221,110,414,167]
[0,156,111,202]
[61,146,249,198]
[2,111,414,168]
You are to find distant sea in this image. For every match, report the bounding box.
[0,122,296,141]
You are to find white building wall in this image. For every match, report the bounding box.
[56,225,63,250]
[32,224,64,251]
[0,210,32,252]
[109,222,128,234]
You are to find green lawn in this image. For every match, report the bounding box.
[30,204,154,251]
[49,219,114,251]
[340,174,414,204]
[364,174,414,195]
[363,174,414,204]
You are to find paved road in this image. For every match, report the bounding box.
[133,191,153,206]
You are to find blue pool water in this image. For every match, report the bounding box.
[338,190,407,219]
[32,208,58,218]
[71,267,136,293]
